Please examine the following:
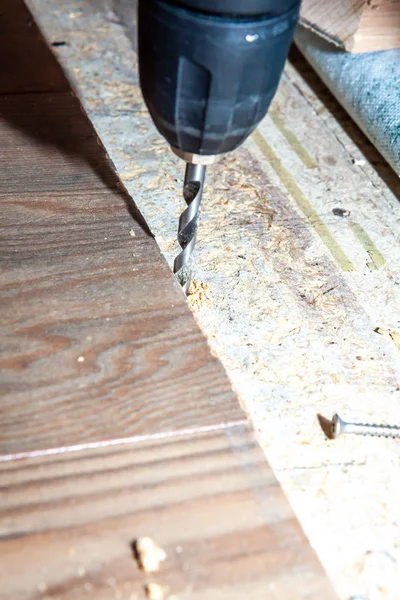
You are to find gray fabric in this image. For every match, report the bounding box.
[295,25,400,175]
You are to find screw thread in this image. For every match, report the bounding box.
[332,414,400,439]
[346,423,400,438]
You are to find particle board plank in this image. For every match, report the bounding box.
[0,425,338,600]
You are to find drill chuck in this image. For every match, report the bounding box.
[138,0,300,157]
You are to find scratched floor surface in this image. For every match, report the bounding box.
[28,1,400,599]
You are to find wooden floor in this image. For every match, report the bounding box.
[0,2,337,598]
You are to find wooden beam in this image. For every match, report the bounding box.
[300,0,400,53]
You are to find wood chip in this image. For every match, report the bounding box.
[374,327,400,350]
[187,281,212,310]
[134,537,166,573]
[145,583,164,600]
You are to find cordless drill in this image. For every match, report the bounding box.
[137,0,301,292]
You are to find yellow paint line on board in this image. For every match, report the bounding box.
[252,129,355,272]
[348,221,385,270]
[269,110,317,169]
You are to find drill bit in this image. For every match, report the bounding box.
[174,163,206,294]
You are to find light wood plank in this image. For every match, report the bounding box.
[300,0,400,53]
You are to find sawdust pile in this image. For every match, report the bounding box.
[187,281,212,309]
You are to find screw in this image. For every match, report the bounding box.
[331,414,400,439]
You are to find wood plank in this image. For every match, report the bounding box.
[0,425,337,600]
[0,2,242,457]
[354,0,400,53]
[0,0,69,92]
[0,92,242,456]
[299,0,400,53]
[0,0,42,33]
[300,0,364,48]
[0,35,69,93]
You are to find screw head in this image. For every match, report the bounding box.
[331,414,344,439]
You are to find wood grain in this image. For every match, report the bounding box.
[354,0,400,53]
[0,2,242,456]
[0,4,337,599]
[0,425,338,600]
[300,0,364,47]
[0,93,242,455]
[300,0,400,53]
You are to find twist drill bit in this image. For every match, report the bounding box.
[174,163,206,294]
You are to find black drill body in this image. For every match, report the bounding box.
[138,0,301,156]
[137,0,300,293]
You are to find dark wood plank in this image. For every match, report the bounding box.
[0,94,117,195]
[0,0,69,93]
[0,425,338,600]
[0,2,242,456]
[0,93,242,456]
[0,0,40,33]
[0,36,69,93]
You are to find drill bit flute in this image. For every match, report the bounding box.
[173,164,206,294]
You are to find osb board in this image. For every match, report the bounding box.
[28,1,400,599]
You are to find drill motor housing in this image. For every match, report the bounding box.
[138,0,301,156]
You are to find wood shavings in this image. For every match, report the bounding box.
[187,281,212,310]
[134,538,166,573]
[374,327,400,350]
[145,583,164,600]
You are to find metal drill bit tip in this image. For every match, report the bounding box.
[174,163,206,294]
[331,414,400,439]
